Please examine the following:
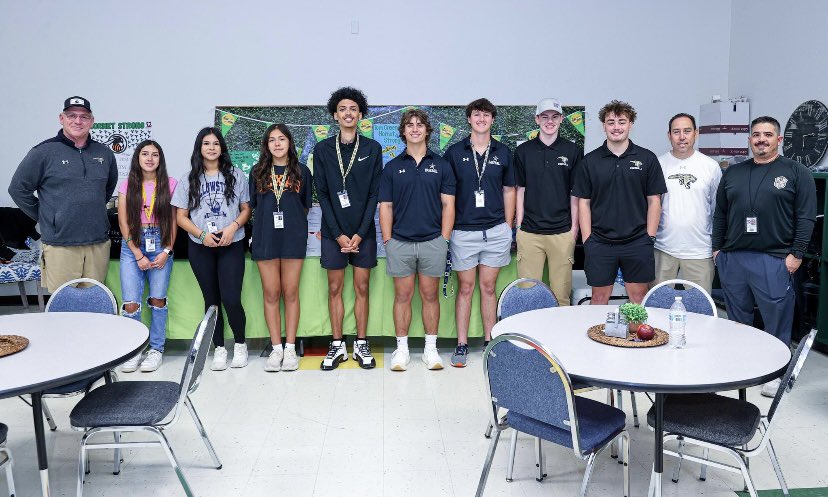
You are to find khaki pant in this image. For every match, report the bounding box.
[516,229,575,305]
[41,241,111,292]
[653,249,714,295]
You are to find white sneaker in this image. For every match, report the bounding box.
[211,346,228,371]
[140,349,163,372]
[321,340,348,370]
[265,347,283,372]
[282,348,299,371]
[121,353,142,373]
[231,343,249,368]
[390,348,410,371]
[422,346,444,370]
[761,378,782,398]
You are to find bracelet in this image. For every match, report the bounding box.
[136,255,146,262]
[125,237,132,243]
[233,220,241,229]
[199,230,207,242]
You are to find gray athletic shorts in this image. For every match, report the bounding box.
[450,222,512,272]
[385,235,448,278]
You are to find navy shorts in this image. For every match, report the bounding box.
[320,235,378,270]
[584,233,655,287]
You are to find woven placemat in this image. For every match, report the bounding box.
[0,335,29,358]
[587,324,668,348]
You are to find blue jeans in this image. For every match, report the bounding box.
[119,226,174,352]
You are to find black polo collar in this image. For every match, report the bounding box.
[56,130,94,150]
[599,139,639,159]
[401,147,436,162]
[462,135,502,152]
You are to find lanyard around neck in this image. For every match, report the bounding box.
[471,141,491,190]
[335,133,360,190]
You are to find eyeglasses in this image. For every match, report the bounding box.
[64,112,93,122]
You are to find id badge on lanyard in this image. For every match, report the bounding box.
[338,190,351,208]
[474,189,485,208]
[207,221,219,233]
[273,211,284,229]
[745,215,758,233]
[145,237,157,252]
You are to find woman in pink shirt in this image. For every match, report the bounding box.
[117,140,177,372]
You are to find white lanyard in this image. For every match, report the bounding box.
[471,141,491,190]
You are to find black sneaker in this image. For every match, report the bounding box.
[320,340,347,370]
[352,339,376,369]
[451,344,469,368]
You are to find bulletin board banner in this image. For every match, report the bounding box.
[90,120,153,180]
[214,104,585,256]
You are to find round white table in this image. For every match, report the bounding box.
[491,305,792,497]
[0,312,148,497]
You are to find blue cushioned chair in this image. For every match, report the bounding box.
[0,423,16,497]
[648,329,816,497]
[642,279,716,317]
[0,237,45,311]
[496,278,559,320]
[70,306,222,497]
[477,334,630,497]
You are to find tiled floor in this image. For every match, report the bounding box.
[1,304,827,497]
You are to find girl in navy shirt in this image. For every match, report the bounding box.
[249,124,312,372]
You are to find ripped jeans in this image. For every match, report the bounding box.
[119,226,174,352]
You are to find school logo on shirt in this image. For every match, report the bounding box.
[93,157,104,164]
[488,156,501,166]
[773,176,788,189]
[668,173,698,189]
[462,157,469,162]
[629,160,643,170]
[424,164,439,174]
[557,156,569,166]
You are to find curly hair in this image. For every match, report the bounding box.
[598,100,637,123]
[398,109,433,143]
[465,98,497,118]
[326,87,368,117]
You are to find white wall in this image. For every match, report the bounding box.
[729,0,828,170]
[0,0,733,207]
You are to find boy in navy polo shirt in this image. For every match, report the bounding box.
[313,87,383,370]
[443,98,516,367]
[572,100,667,304]
[379,109,456,371]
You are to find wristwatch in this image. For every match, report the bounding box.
[649,235,656,242]
[163,248,173,256]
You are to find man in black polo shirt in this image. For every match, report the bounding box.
[379,109,456,371]
[313,87,383,370]
[573,100,666,304]
[713,116,816,397]
[444,98,516,367]
[515,98,583,305]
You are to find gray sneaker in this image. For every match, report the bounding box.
[451,344,469,368]
[265,347,283,372]
[282,347,299,371]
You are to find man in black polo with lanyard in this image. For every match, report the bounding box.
[379,109,455,371]
[713,116,816,397]
[573,100,666,305]
[515,98,583,305]
[444,98,516,367]
[313,87,383,370]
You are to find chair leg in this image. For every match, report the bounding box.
[17,281,28,309]
[672,438,685,483]
[41,399,57,432]
[157,430,195,497]
[733,450,758,497]
[630,392,640,428]
[184,397,222,468]
[766,440,790,497]
[484,421,493,439]
[1,448,16,497]
[112,432,121,475]
[699,447,709,481]
[77,432,89,497]
[615,391,625,462]
[475,429,501,497]
[578,452,597,497]
[535,437,546,481]
[608,390,619,460]
[621,431,630,497]
[506,430,518,482]
[36,280,45,312]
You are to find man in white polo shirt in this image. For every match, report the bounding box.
[654,113,722,293]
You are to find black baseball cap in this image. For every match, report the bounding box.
[63,96,92,112]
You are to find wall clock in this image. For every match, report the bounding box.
[783,100,828,170]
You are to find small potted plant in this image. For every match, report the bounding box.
[619,303,648,333]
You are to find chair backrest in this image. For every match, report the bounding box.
[642,279,716,316]
[45,278,117,314]
[483,333,585,455]
[767,329,817,422]
[178,306,218,402]
[497,278,559,321]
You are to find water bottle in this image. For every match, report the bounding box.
[668,296,687,348]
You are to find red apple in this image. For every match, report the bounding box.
[637,324,655,341]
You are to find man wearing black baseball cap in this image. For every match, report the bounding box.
[9,96,117,291]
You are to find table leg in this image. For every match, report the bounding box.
[31,392,51,497]
[649,393,664,497]
[739,388,746,402]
